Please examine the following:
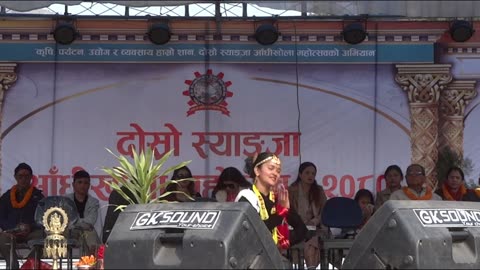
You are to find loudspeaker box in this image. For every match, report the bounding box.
[343,200,480,269]
[104,202,286,269]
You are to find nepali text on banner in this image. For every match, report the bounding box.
[0,43,433,63]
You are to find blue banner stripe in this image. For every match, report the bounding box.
[0,42,433,63]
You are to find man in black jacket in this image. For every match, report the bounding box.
[101,186,137,243]
[0,163,44,269]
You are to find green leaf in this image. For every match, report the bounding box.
[153,190,194,203]
[162,161,192,178]
[147,178,195,199]
[101,147,196,206]
[114,205,128,212]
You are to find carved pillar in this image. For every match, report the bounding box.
[439,80,477,157]
[0,64,17,105]
[395,64,452,189]
[0,63,18,189]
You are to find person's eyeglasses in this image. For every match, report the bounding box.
[407,172,424,176]
[15,174,32,179]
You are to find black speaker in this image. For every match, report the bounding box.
[343,200,480,269]
[104,202,286,269]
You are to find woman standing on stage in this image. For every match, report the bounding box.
[235,152,307,254]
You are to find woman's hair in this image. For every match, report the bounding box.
[212,167,251,195]
[384,165,403,179]
[244,152,280,178]
[354,189,374,204]
[166,166,196,196]
[446,166,465,181]
[293,162,323,208]
[171,166,193,180]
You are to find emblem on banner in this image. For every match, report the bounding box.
[183,69,233,116]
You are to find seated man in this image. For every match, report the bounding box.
[390,164,442,201]
[0,163,44,269]
[102,185,136,243]
[65,170,100,255]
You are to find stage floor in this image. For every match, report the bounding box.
[0,259,339,269]
[0,259,79,269]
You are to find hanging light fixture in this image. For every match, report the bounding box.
[255,24,279,46]
[450,20,475,42]
[53,23,78,45]
[147,23,171,45]
[342,22,367,45]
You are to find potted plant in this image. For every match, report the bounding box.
[102,147,194,208]
[96,147,194,270]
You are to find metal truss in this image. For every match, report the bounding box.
[0,1,307,18]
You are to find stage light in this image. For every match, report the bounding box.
[450,20,474,42]
[255,24,279,45]
[342,22,367,45]
[147,23,171,45]
[53,23,78,45]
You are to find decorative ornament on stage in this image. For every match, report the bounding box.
[75,255,97,269]
[183,69,233,116]
[42,207,68,270]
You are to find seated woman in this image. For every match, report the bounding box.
[212,167,251,202]
[355,189,375,228]
[341,189,374,239]
[436,166,478,201]
[164,166,201,202]
[235,152,307,265]
[288,162,327,270]
[375,165,403,210]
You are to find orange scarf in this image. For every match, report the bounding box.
[10,185,34,208]
[402,186,433,200]
[442,183,467,201]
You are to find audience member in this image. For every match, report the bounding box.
[212,167,251,202]
[339,189,375,242]
[434,166,478,201]
[102,185,138,243]
[288,162,327,270]
[164,166,201,202]
[375,165,403,210]
[354,189,375,228]
[0,163,44,269]
[390,164,442,200]
[65,170,100,255]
